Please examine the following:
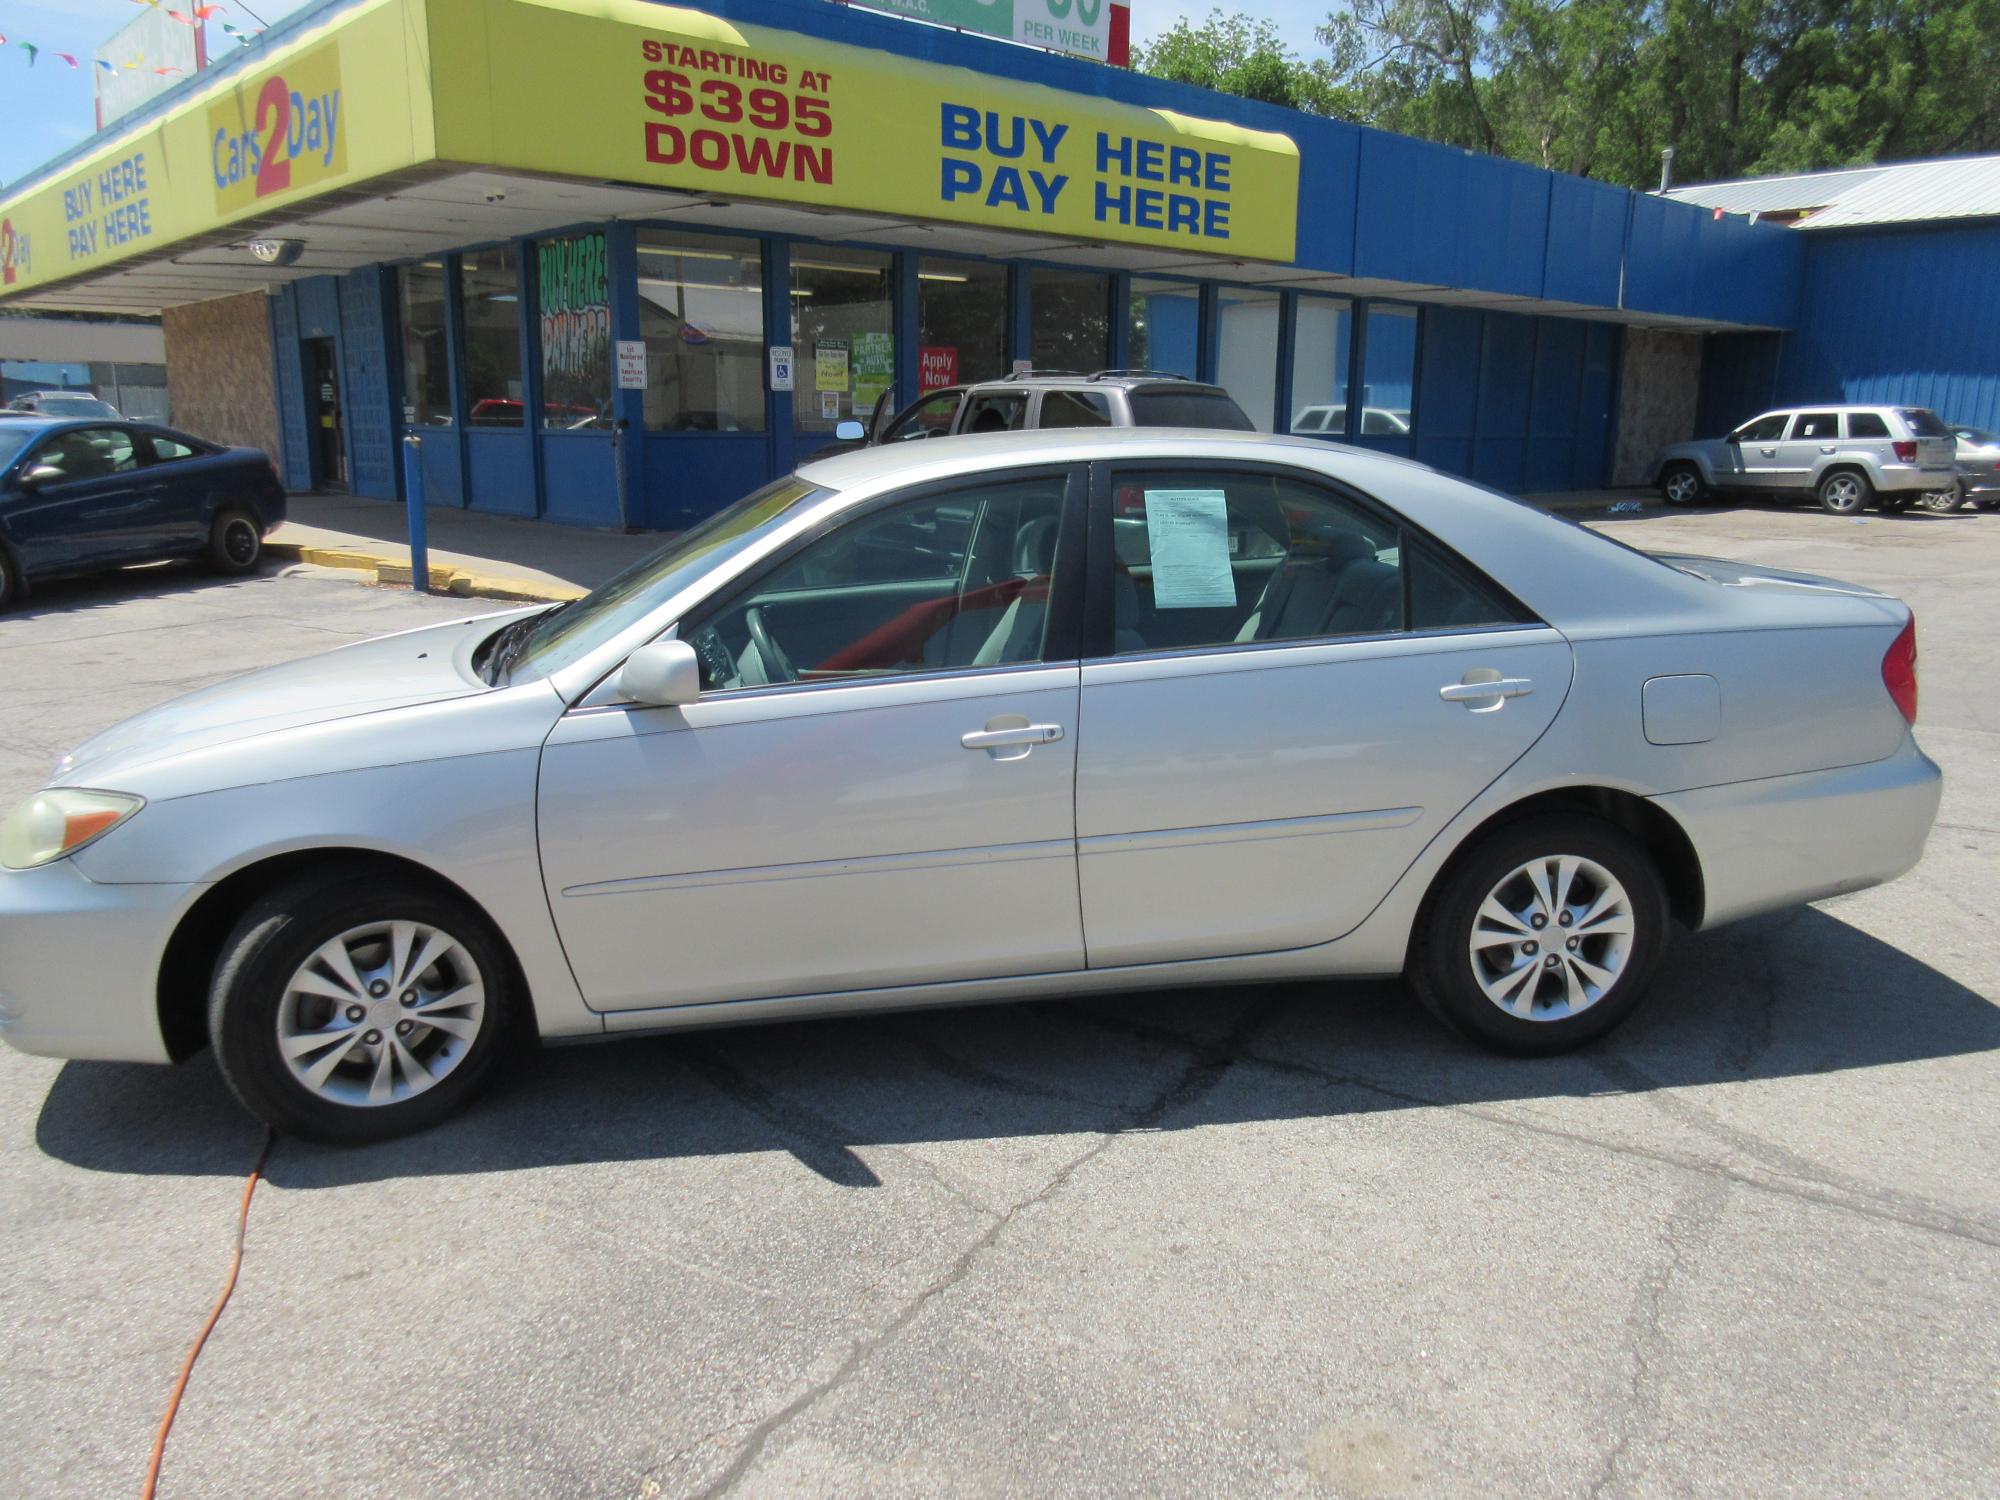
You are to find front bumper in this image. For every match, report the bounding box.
[1651,737,1942,931]
[0,859,199,1064]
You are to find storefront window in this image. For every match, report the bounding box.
[1289,295,1354,435]
[1029,268,1109,372]
[637,230,766,433]
[1216,287,1280,431]
[1127,279,1200,379]
[791,245,894,431]
[918,257,1006,391]
[537,232,611,429]
[461,247,525,427]
[397,262,451,427]
[1359,303,1419,436]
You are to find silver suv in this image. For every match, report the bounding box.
[1653,405,1958,514]
[857,371,1253,445]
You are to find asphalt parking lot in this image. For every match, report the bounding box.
[1,504,1995,1500]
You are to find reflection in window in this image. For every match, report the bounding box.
[637,230,766,433]
[1128,279,1200,378]
[397,262,452,426]
[1289,295,1353,435]
[538,232,611,428]
[792,245,894,432]
[1217,287,1280,431]
[1359,304,1418,436]
[461,248,525,427]
[1030,268,1109,372]
[919,258,1007,390]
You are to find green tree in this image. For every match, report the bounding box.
[1132,11,1360,117]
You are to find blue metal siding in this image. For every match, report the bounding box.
[1542,175,1626,307]
[1472,312,1536,488]
[1573,323,1619,488]
[295,275,341,341]
[268,287,312,492]
[1412,306,1480,478]
[464,430,537,516]
[1696,331,1782,436]
[1776,223,2000,430]
[337,268,398,500]
[542,432,619,526]
[1524,317,1585,491]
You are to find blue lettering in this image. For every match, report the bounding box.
[941,157,981,202]
[984,112,1025,160]
[1028,118,1067,165]
[1168,146,1200,186]
[986,165,1029,210]
[320,90,341,165]
[1029,171,1067,214]
[1205,154,1230,192]
[940,103,980,152]
[1094,180,1130,225]
[1134,140,1164,181]
[1133,187,1164,229]
[1095,133,1132,175]
[1204,198,1230,238]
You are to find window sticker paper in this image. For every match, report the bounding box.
[1143,489,1237,608]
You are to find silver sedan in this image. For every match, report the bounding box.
[0,431,1943,1143]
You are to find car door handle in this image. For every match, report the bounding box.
[1759,447,1778,456]
[1440,678,1533,705]
[961,723,1064,750]
[1820,445,1837,454]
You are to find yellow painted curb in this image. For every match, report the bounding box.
[267,542,584,605]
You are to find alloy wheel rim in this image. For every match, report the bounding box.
[276,920,485,1107]
[1468,855,1635,1022]
[1666,472,1697,503]
[1825,477,1861,509]
[225,519,258,564]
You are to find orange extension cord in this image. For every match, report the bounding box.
[140,1128,274,1500]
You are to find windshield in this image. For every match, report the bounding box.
[0,428,37,470]
[505,476,828,682]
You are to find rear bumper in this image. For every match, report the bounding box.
[0,859,195,1064]
[1652,738,1942,931]
[1874,463,1959,492]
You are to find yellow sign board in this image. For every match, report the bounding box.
[0,0,426,298]
[434,0,1300,262]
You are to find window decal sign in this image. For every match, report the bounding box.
[1142,489,1236,609]
[438,0,1298,263]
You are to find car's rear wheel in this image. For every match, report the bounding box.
[1659,463,1704,506]
[209,871,518,1143]
[0,549,19,614]
[1408,815,1670,1054]
[1817,469,1872,515]
[208,509,264,575]
[1918,487,1961,514]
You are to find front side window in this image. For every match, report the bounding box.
[1791,412,1840,440]
[1848,412,1891,439]
[882,389,964,442]
[1736,414,1790,442]
[1106,468,1519,655]
[637,230,767,433]
[28,426,138,481]
[690,475,1068,690]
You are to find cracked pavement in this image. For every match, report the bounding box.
[1,508,1996,1499]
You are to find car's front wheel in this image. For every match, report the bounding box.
[1817,469,1873,515]
[1408,815,1670,1054]
[208,509,264,575]
[1659,463,1705,506]
[208,871,518,1143]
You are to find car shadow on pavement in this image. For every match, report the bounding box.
[34,905,2000,1189]
[2,560,261,618]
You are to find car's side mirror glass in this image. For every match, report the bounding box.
[616,639,702,708]
[834,420,866,443]
[19,464,64,488]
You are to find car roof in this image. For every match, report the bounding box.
[960,371,1233,394]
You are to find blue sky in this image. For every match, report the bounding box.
[0,0,1333,187]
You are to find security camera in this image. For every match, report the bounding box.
[246,238,305,267]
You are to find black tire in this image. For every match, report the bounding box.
[1816,468,1872,515]
[208,509,264,575]
[1407,815,1671,1055]
[208,870,519,1144]
[0,548,19,614]
[1878,493,1915,514]
[1658,463,1705,507]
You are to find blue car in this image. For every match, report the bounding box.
[0,417,287,611]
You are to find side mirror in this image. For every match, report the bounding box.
[18,464,63,489]
[834,420,866,443]
[1723,433,1742,445]
[616,639,702,708]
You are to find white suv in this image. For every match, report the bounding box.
[1653,405,1958,514]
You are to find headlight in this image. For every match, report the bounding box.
[0,789,144,870]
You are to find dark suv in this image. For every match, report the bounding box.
[857,371,1254,445]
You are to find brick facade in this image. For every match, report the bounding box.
[162,291,282,461]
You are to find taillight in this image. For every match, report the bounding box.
[1882,616,1918,726]
[1893,440,1918,463]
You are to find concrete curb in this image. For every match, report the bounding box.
[265,542,587,604]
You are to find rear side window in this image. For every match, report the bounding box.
[149,435,202,462]
[1898,408,1949,437]
[962,393,1028,434]
[1847,412,1891,439]
[1039,390,1113,429]
[1791,412,1840,440]
[1128,390,1255,431]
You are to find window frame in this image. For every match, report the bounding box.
[674,462,1090,700]
[1081,458,1541,663]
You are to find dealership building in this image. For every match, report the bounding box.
[0,0,1986,530]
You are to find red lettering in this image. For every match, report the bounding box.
[641,39,662,62]
[253,75,291,197]
[698,49,718,72]
[643,68,692,116]
[796,143,832,184]
[690,129,729,170]
[731,135,788,177]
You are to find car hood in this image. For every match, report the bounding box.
[52,611,514,787]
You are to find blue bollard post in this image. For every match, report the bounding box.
[401,432,428,594]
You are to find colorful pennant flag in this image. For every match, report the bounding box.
[18,42,36,65]
[54,53,78,68]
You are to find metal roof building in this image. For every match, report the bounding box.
[1667,154,2000,230]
